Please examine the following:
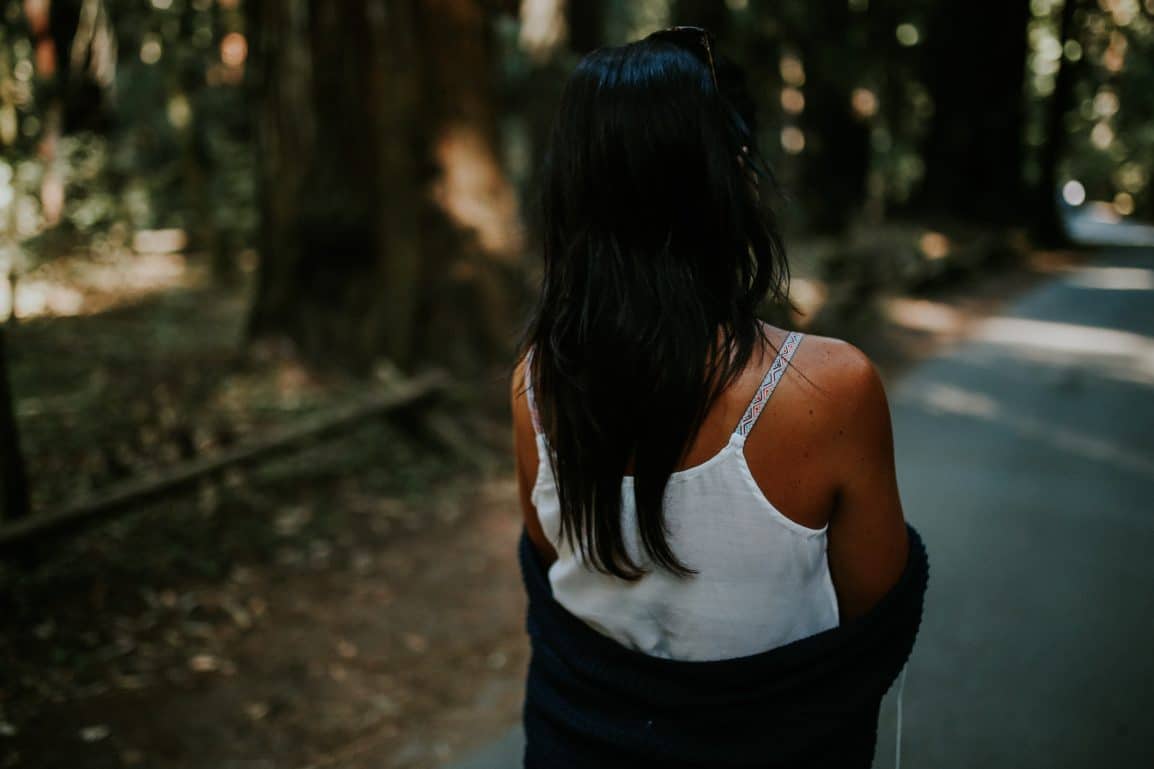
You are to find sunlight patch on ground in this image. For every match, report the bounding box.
[1,281,85,318]
[882,298,966,335]
[903,381,1154,480]
[132,228,189,255]
[1065,204,1154,246]
[883,294,1154,386]
[7,250,197,319]
[1062,265,1154,291]
[972,316,1154,385]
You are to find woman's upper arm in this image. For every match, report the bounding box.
[824,343,909,621]
[511,356,557,561]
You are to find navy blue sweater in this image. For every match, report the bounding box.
[519,524,929,768]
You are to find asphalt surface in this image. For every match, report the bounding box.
[449,245,1154,769]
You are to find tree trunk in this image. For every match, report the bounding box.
[796,15,871,234]
[415,0,525,369]
[1035,0,1083,246]
[246,0,521,373]
[180,0,237,286]
[770,0,872,234]
[565,0,605,54]
[918,0,1031,225]
[0,326,30,522]
[514,0,605,245]
[246,0,426,371]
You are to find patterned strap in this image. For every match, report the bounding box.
[524,347,542,435]
[734,331,804,439]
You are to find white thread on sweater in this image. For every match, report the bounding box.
[895,664,909,769]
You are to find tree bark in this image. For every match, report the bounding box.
[247,0,418,371]
[769,0,872,234]
[415,0,524,369]
[246,0,521,373]
[44,0,114,133]
[514,0,605,248]
[1035,0,1083,246]
[796,7,871,234]
[918,0,1032,225]
[0,326,30,522]
[565,0,605,54]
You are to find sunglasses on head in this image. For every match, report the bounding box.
[647,25,772,189]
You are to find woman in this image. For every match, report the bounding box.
[511,27,927,769]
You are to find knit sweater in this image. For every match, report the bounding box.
[519,524,929,769]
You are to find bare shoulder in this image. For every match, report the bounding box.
[740,328,892,532]
[782,332,890,424]
[776,332,896,469]
[793,333,880,386]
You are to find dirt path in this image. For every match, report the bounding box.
[3,247,531,768]
[3,462,528,769]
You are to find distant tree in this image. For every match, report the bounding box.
[786,0,871,234]
[918,0,1032,225]
[246,0,523,372]
[172,0,247,285]
[566,0,607,53]
[1036,0,1085,245]
[418,0,525,367]
[0,14,36,524]
[24,0,116,225]
[1057,1,1154,224]
[727,0,875,234]
[511,0,607,228]
[0,326,30,522]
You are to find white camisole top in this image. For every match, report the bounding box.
[524,331,840,662]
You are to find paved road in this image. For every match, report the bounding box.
[450,246,1154,769]
[876,245,1154,768]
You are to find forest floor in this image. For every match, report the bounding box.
[0,239,1087,769]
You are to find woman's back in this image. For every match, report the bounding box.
[514,324,911,652]
[525,329,840,660]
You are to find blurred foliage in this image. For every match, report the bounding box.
[0,0,1148,478]
[0,0,1150,285]
[498,0,1154,240]
[0,0,1148,520]
[1053,0,1154,215]
[1,0,252,274]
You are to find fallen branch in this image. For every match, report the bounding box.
[0,370,449,554]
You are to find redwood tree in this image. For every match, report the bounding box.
[246,0,522,372]
[1035,0,1085,245]
[918,0,1032,225]
[0,326,30,522]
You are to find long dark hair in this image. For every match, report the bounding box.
[517,30,792,580]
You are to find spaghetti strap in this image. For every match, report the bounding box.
[524,347,543,436]
[733,331,804,441]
